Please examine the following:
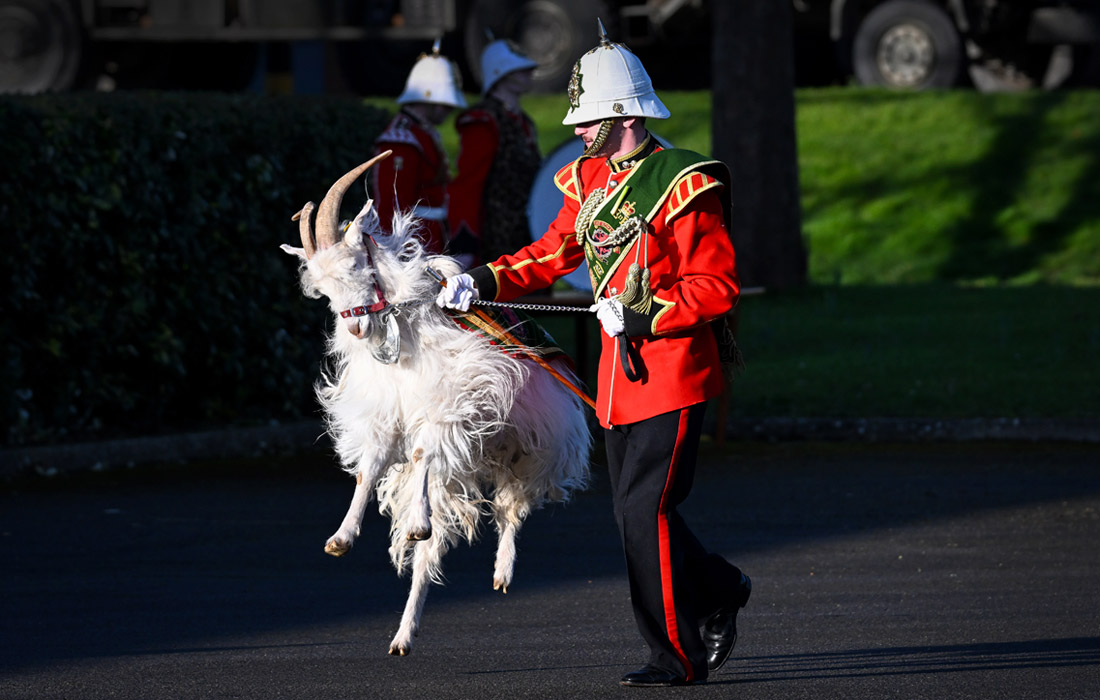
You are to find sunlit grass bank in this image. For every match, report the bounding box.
[796,89,1100,286]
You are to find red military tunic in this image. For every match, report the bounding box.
[370,108,450,255]
[447,97,540,266]
[466,135,740,428]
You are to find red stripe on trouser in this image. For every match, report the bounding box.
[656,408,693,681]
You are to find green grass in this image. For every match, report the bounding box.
[729,285,1100,419]
[362,89,1100,419]
[797,89,1100,286]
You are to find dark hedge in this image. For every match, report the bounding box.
[1,92,391,446]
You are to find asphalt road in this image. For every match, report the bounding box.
[2,441,1098,699]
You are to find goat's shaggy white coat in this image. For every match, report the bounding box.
[283,202,591,656]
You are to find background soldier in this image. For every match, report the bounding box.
[447,38,540,268]
[371,40,465,255]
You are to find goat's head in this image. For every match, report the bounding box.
[281,151,397,341]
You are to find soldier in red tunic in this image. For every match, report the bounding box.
[447,39,540,268]
[371,40,465,255]
[437,25,752,689]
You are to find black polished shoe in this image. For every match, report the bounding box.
[703,573,752,672]
[619,665,692,687]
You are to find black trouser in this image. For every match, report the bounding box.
[604,402,743,682]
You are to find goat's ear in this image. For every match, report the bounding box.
[280,243,308,260]
[345,200,377,247]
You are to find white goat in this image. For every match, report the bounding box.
[281,154,591,656]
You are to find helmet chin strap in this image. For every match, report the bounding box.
[583,119,615,157]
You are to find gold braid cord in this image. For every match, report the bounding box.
[616,262,653,315]
[573,187,607,245]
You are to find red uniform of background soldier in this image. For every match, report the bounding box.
[437,25,752,689]
[371,40,465,255]
[447,38,540,269]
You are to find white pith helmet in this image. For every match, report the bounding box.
[397,38,467,108]
[562,19,669,125]
[480,38,538,95]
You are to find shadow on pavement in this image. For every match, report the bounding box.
[737,636,1100,682]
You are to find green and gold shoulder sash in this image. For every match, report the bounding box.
[577,149,730,298]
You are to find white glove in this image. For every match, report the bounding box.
[352,200,378,233]
[435,273,479,312]
[590,297,625,338]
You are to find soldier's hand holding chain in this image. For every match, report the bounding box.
[590,297,625,338]
[435,273,479,312]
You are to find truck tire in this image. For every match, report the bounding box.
[0,0,81,93]
[464,0,611,94]
[852,0,963,89]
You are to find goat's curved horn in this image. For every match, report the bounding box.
[315,150,393,250]
[293,203,317,259]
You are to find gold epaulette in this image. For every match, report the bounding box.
[375,114,425,154]
[554,161,581,203]
[666,171,722,221]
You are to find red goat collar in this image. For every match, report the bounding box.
[338,232,390,319]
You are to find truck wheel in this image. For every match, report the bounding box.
[852,0,962,89]
[0,0,81,93]
[465,0,611,94]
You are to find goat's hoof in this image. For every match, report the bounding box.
[388,645,411,656]
[406,527,432,542]
[493,579,509,594]
[324,538,350,557]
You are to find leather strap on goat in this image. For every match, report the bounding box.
[429,267,596,410]
[447,306,597,411]
[448,306,564,361]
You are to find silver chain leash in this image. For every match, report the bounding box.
[424,266,594,314]
[472,298,594,313]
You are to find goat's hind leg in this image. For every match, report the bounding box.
[491,479,529,594]
[388,533,446,656]
[492,518,518,593]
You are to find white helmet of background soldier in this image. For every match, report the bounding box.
[562,20,670,126]
[397,38,467,108]
[480,38,538,95]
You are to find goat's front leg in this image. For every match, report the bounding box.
[404,447,432,542]
[325,455,390,556]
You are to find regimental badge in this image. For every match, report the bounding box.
[590,220,617,261]
[567,59,584,111]
[612,199,636,222]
